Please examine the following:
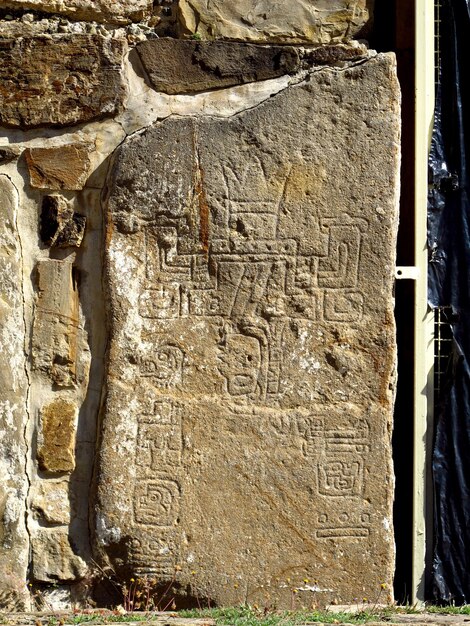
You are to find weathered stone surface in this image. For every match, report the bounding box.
[40,195,86,248]
[302,41,369,65]
[25,144,92,190]
[96,54,400,606]
[0,35,126,128]
[37,398,78,474]
[32,259,79,387]
[0,0,153,24]
[30,479,71,524]
[31,529,87,582]
[178,0,373,44]
[137,39,300,95]
[0,175,30,610]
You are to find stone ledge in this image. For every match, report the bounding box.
[135,40,369,96]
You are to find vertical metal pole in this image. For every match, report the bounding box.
[412,0,435,604]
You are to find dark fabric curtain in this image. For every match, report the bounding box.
[428,0,470,603]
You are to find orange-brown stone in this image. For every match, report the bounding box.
[25,144,92,191]
[37,398,77,474]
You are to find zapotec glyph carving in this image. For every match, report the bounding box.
[95,53,400,607]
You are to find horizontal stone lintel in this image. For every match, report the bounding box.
[136,39,369,95]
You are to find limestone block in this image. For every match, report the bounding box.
[137,39,301,95]
[178,0,373,44]
[0,175,30,610]
[31,528,87,582]
[40,195,86,248]
[30,479,71,524]
[0,35,126,128]
[96,53,400,606]
[0,0,153,24]
[37,398,78,474]
[32,259,79,387]
[25,144,92,190]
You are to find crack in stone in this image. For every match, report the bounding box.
[0,53,374,151]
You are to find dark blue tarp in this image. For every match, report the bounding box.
[428,0,470,604]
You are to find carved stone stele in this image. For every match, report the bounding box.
[95,53,400,606]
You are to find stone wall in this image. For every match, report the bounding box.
[0,0,400,612]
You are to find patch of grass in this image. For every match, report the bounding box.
[70,614,154,624]
[179,606,387,625]
[36,604,470,626]
[426,604,470,614]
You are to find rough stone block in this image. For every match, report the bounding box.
[31,528,87,582]
[178,0,373,44]
[30,480,71,525]
[0,0,153,24]
[40,195,86,248]
[25,144,92,190]
[96,53,400,606]
[137,39,301,94]
[32,259,79,387]
[0,35,126,128]
[37,398,78,474]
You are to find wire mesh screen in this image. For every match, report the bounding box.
[433,0,445,404]
[432,0,451,406]
[434,307,453,401]
[435,0,442,84]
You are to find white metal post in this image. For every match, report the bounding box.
[412,0,435,605]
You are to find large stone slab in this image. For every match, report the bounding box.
[96,53,400,606]
[136,40,369,96]
[0,0,153,24]
[0,35,126,128]
[177,0,373,44]
[136,39,301,95]
[0,175,30,610]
